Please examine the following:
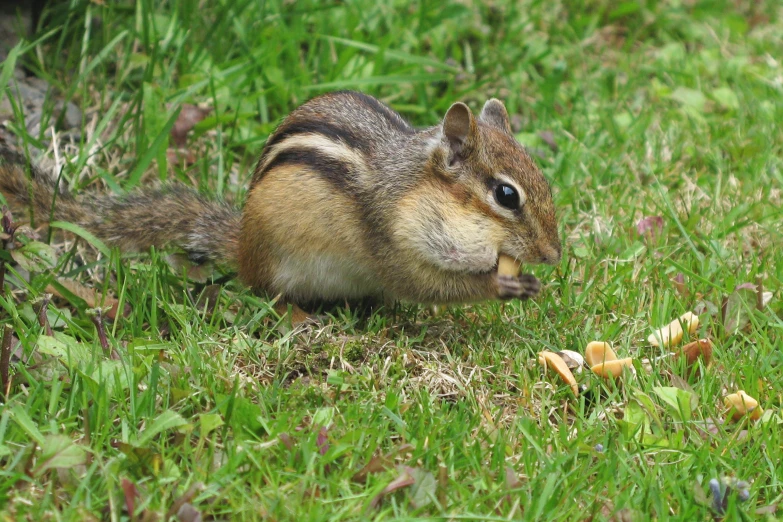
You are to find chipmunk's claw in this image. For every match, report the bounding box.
[496,273,541,300]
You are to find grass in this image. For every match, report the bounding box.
[0,0,782,520]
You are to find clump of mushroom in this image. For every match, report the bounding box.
[648,311,699,348]
[585,341,634,379]
[724,390,763,422]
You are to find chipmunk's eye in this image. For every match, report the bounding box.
[494,183,520,210]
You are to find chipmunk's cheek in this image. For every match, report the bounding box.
[392,190,499,273]
[438,244,497,273]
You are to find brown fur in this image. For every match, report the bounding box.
[0,145,240,268]
[238,91,561,305]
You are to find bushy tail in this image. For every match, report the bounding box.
[0,146,241,268]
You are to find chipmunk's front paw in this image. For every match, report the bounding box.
[496,273,541,300]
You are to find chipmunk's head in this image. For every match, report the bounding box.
[398,98,561,276]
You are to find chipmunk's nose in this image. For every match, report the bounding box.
[538,241,562,265]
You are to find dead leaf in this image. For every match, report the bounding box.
[121,478,139,519]
[195,284,222,315]
[723,284,758,333]
[538,130,558,152]
[636,216,664,240]
[47,278,130,320]
[693,417,723,440]
[353,454,392,483]
[369,466,416,509]
[671,273,688,298]
[667,372,694,392]
[505,466,522,489]
[166,148,197,166]
[353,444,414,483]
[278,433,295,451]
[170,104,212,148]
[176,503,202,522]
[756,503,779,515]
[165,482,204,521]
[316,426,329,456]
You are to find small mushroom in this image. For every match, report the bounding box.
[648,311,699,348]
[678,338,713,368]
[538,350,579,396]
[590,358,635,379]
[724,390,762,422]
[584,341,618,367]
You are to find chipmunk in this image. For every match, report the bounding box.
[0,91,561,312]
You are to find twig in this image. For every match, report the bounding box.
[0,207,17,291]
[33,294,54,336]
[438,464,448,507]
[1,324,14,398]
[756,276,764,311]
[87,308,110,356]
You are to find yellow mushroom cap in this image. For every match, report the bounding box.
[724,390,762,422]
[584,341,618,367]
[648,312,699,348]
[590,357,634,379]
[538,350,579,396]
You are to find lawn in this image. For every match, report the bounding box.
[0,0,782,520]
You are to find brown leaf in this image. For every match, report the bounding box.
[195,284,222,315]
[352,443,414,483]
[693,417,723,440]
[165,483,204,521]
[171,103,212,148]
[756,503,779,515]
[176,503,202,522]
[121,478,139,520]
[667,372,694,391]
[352,454,392,483]
[170,104,212,148]
[538,130,558,152]
[47,278,130,320]
[505,466,522,489]
[166,148,197,166]
[671,273,688,298]
[369,466,416,509]
[316,426,329,456]
[636,216,664,240]
[278,433,295,451]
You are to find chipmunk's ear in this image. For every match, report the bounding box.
[442,102,475,162]
[479,98,512,134]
